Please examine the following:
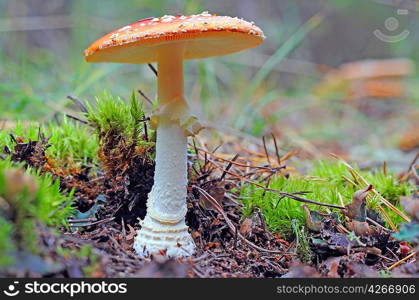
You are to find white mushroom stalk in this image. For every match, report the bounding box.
[134,44,195,258]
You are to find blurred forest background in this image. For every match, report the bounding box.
[1,0,418,169]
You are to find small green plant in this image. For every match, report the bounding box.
[240,160,412,235]
[291,219,312,262]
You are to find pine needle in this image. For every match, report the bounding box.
[330,153,410,223]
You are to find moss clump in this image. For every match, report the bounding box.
[240,160,412,235]
[85,92,155,224]
[0,159,74,266]
[86,92,155,160]
[0,117,99,168]
[363,170,410,204]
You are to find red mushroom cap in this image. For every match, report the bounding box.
[84,12,265,63]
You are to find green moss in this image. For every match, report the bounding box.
[0,117,99,167]
[0,92,154,166]
[0,159,75,265]
[241,176,308,235]
[46,118,99,166]
[86,92,155,157]
[0,218,14,267]
[363,170,410,204]
[240,160,412,235]
[32,169,75,227]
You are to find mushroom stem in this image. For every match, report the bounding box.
[157,44,185,106]
[134,43,195,258]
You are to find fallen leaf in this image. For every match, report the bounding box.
[400,196,419,221]
[199,181,226,210]
[239,218,253,237]
[347,220,372,236]
[343,185,373,221]
[282,261,321,278]
[302,205,322,232]
[398,241,411,257]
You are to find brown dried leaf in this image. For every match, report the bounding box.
[400,196,419,221]
[347,220,372,236]
[302,205,322,232]
[343,185,373,220]
[283,261,321,278]
[199,181,226,210]
[239,218,253,237]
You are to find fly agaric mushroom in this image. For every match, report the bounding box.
[84,12,265,258]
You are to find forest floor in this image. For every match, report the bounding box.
[0,98,418,277]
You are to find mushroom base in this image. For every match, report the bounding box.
[134,215,195,258]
